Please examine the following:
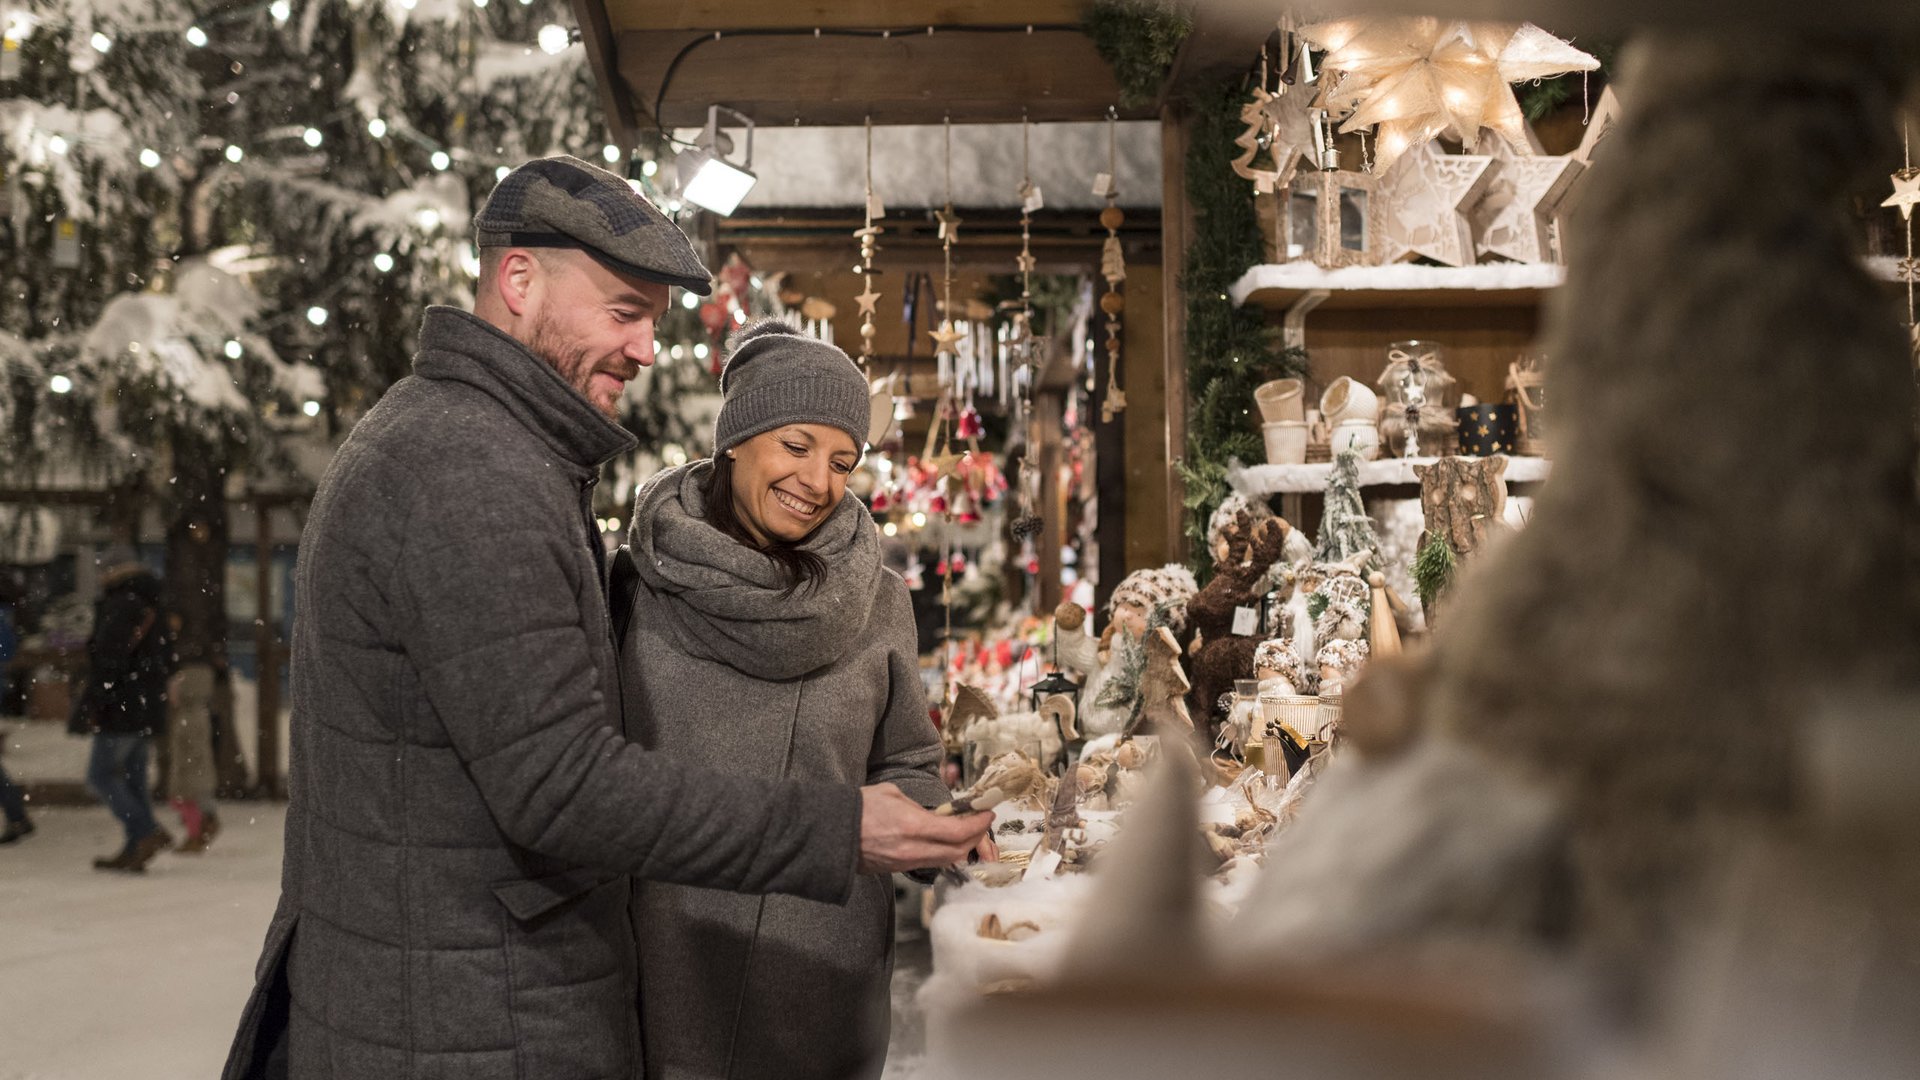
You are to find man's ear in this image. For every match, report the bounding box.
[494,249,542,318]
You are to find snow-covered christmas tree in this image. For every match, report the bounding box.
[0,0,730,662]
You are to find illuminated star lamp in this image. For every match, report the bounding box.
[679,105,757,216]
[1302,17,1599,174]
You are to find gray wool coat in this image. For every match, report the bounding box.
[222,309,863,1080]
[619,463,948,1080]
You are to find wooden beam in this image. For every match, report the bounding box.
[1092,301,1125,613]
[619,27,1139,128]
[603,0,1087,32]
[570,0,641,148]
[1034,383,1065,613]
[1159,102,1191,564]
[1122,261,1169,574]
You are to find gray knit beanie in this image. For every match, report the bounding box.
[713,320,870,454]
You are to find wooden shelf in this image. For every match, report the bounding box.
[1229,263,1565,311]
[1227,455,1553,496]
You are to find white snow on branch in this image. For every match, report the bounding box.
[80,259,320,414]
[474,40,579,87]
[0,102,132,219]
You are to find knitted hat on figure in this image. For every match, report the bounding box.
[1108,563,1200,632]
[713,320,870,455]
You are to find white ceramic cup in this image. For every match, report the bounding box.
[1331,418,1381,460]
[1262,420,1309,465]
[1320,376,1380,426]
[1255,378,1306,423]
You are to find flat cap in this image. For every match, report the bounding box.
[475,155,712,295]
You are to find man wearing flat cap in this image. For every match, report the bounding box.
[222,156,990,1079]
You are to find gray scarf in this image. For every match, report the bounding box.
[629,460,882,680]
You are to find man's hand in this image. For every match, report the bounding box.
[857,784,992,875]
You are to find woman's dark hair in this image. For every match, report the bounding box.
[702,452,829,596]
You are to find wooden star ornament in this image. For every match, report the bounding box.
[1884,168,1920,221]
[855,280,882,317]
[1373,140,1495,266]
[928,319,964,353]
[936,207,963,243]
[1472,136,1583,264]
[1261,84,1321,191]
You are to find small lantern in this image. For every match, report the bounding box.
[1289,168,1377,269]
[1028,666,1082,769]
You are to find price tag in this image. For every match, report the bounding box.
[1026,847,1062,879]
[1020,182,1044,213]
[1,39,21,81]
[1231,606,1258,637]
[865,192,886,220]
[1091,172,1115,199]
[52,218,80,269]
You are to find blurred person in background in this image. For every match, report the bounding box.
[0,576,30,844]
[76,547,177,872]
[164,613,222,852]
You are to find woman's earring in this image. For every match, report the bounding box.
[726,450,736,459]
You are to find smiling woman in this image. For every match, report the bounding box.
[690,319,873,591]
[615,319,955,1079]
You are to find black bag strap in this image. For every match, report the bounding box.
[608,544,641,652]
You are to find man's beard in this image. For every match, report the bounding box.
[526,309,617,419]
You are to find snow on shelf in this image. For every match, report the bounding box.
[1866,255,1911,283]
[1228,455,1553,495]
[1229,262,1566,309]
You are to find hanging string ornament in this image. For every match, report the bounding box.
[1094,107,1128,423]
[1009,114,1045,542]
[853,116,883,372]
[1886,115,1919,371]
[931,116,966,361]
[1300,17,1599,175]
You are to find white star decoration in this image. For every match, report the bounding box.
[1473,137,1583,264]
[1884,168,1920,221]
[1262,84,1321,190]
[1373,140,1495,266]
[1302,17,1598,175]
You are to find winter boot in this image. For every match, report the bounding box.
[120,826,176,872]
[93,844,137,870]
[177,811,222,854]
[0,818,33,844]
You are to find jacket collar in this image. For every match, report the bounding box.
[412,307,637,469]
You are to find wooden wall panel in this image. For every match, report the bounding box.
[1291,305,1545,418]
[1123,262,1170,573]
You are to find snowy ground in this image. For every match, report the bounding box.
[0,800,936,1079]
[0,804,285,1080]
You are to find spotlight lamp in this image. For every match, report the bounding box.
[678,105,757,216]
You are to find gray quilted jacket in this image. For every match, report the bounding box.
[221,308,861,1080]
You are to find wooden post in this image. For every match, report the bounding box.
[1035,387,1065,613]
[1092,295,1127,613]
[254,500,283,798]
[1160,102,1192,564]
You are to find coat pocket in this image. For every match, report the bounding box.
[490,867,618,923]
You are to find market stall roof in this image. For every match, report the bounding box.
[708,121,1163,212]
[1326,0,1918,31]
[565,0,1281,144]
